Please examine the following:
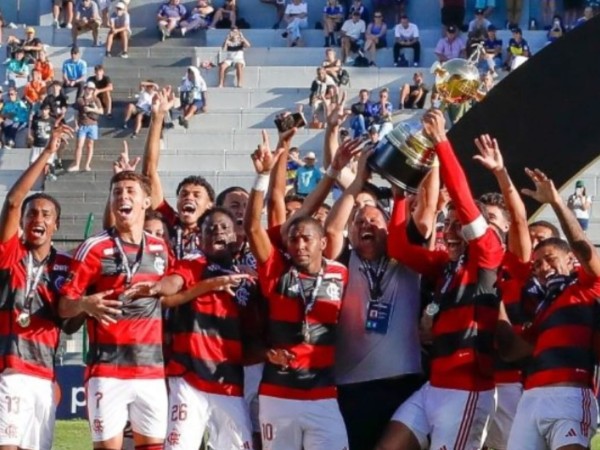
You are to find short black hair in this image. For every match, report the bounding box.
[287,214,325,237]
[534,236,570,254]
[479,192,510,221]
[216,186,249,206]
[176,175,216,202]
[285,194,305,205]
[22,193,61,229]
[529,220,560,238]
[198,206,236,229]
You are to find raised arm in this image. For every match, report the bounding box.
[266,122,296,228]
[245,132,285,264]
[474,134,531,262]
[141,87,174,209]
[0,124,72,243]
[411,166,440,239]
[522,168,600,277]
[324,147,370,259]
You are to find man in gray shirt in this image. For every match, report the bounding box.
[72,0,101,47]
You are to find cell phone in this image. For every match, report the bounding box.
[274,112,306,133]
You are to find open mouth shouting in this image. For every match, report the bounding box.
[360,230,375,242]
[180,201,198,219]
[30,225,46,239]
[116,204,133,220]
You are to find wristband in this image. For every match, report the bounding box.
[326,166,341,181]
[252,173,270,192]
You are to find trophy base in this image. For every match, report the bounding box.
[368,139,432,194]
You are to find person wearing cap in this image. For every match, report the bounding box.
[340,11,366,64]
[474,0,495,17]
[5,27,43,64]
[72,0,101,47]
[69,81,103,172]
[467,8,491,57]
[567,180,592,231]
[62,46,88,98]
[0,87,29,149]
[505,27,530,70]
[393,14,421,67]
[87,65,113,119]
[106,1,131,58]
[481,24,502,75]
[5,48,30,88]
[294,151,323,197]
[434,25,466,62]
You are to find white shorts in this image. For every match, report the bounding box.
[507,386,598,450]
[244,363,263,433]
[86,377,168,443]
[0,371,56,450]
[259,395,348,450]
[165,377,253,450]
[222,50,246,67]
[391,382,495,450]
[29,146,56,165]
[485,382,523,450]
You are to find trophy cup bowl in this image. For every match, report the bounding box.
[368,58,482,192]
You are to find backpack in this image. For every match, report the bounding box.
[353,55,369,67]
[338,69,350,86]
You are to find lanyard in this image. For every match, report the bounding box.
[440,255,465,296]
[174,225,199,260]
[292,267,324,343]
[360,256,389,301]
[112,232,145,287]
[23,252,49,312]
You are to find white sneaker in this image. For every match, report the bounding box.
[66,23,73,29]
[181,27,187,37]
[53,19,60,29]
[8,22,17,29]
[345,57,354,65]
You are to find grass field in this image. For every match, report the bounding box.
[53,419,600,449]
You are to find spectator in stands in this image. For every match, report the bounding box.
[72,0,101,47]
[261,0,285,30]
[350,88,373,137]
[180,0,215,35]
[434,25,466,62]
[282,0,308,47]
[210,0,238,29]
[399,71,427,109]
[105,2,130,58]
[475,0,494,17]
[309,67,337,125]
[467,9,490,56]
[481,24,502,75]
[69,81,103,172]
[348,0,368,21]
[340,11,366,64]
[370,87,393,138]
[28,103,57,181]
[42,81,68,124]
[62,46,88,99]
[540,0,556,29]
[547,15,566,43]
[286,147,304,193]
[23,69,47,107]
[393,14,420,67]
[5,27,43,64]
[123,80,159,138]
[322,0,345,47]
[87,64,113,119]
[322,48,343,82]
[1,87,29,148]
[440,0,466,31]
[5,48,30,88]
[218,26,251,88]
[575,5,594,26]
[294,151,322,196]
[179,66,207,129]
[53,0,74,29]
[505,27,530,70]
[567,180,592,230]
[364,11,388,66]
[506,0,522,29]
[157,0,187,41]
[34,50,55,84]
[478,70,495,95]
[96,0,110,27]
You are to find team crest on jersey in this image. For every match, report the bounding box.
[54,275,66,291]
[326,282,341,300]
[154,256,166,275]
[235,285,250,306]
[166,430,181,446]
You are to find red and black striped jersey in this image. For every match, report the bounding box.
[523,269,600,389]
[494,251,532,384]
[61,229,172,380]
[0,233,70,380]
[155,199,202,260]
[167,257,263,396]
[257,247,347,400]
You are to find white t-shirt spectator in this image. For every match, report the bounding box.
[341,18,366,40]
[394,22,419,41]
[285,2,308,16]
[136,90,154,113]
[181,75,207,100]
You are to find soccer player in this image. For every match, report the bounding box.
[499,168,600,450]
[245,138,349,450]
[58,170,183,450]
[376,110,504,450]
[0,124,75,450]
[142,86,215,259]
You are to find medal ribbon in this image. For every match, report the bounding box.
[112,230,145,287]
[360,256,389,301]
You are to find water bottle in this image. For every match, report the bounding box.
[529,18,538,30]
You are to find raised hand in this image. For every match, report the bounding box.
[266,348,296,370]
[521,168,561,205]
[421,109,447,144]
[210,273,256,296]
[113,141,141,174]
[80,289,122,325]
[251,130,285,174]
[121,281,163,300]
[473,134,504,172]
[330,137,364,171]
[325,89,349,128]
[48,122,75,153]
[151,85,175,115]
